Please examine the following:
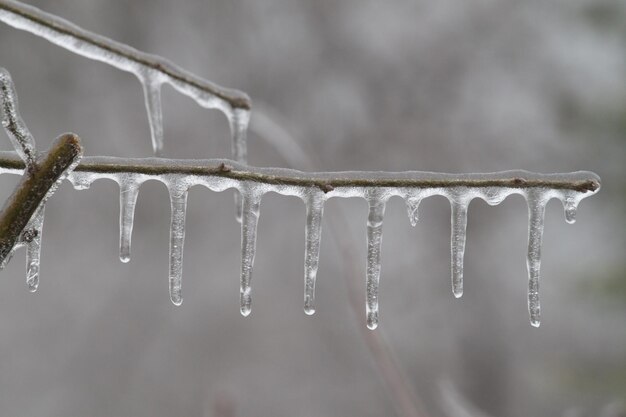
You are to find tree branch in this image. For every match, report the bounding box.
[0,151,599,194]
[0,133,82,263]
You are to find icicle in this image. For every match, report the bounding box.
[563,194,578,224]
[119,179,140,263]
[303,191,324,315]
[229,108,250,224]
[140,72,164,156]
[405,193,422,227]
[25,207,44,292]
[366,195,387,330]
[526,190,547,327]
[449,192,470,298]
[168,186,188,306]
[239,187,261,316]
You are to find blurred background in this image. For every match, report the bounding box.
[0,0,625,416]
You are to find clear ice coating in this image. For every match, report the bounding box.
[366,194,387,330]
[303,191,325,315]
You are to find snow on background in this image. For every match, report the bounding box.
[0,0,624,416]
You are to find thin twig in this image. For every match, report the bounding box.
[0,133,82,263]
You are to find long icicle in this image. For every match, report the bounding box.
[366,195,387,330]
[25,206,44,291]
[119,179,140,263]
[526,190,546,327]
[230,108,251,223]
[303,191,324,315]
[450,194,469,298]
[239,188,261,316]
[168,187,188,306]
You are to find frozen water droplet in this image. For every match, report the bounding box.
[119,179,140,263]
[240,188,261,316]
[140,73,164,156]
[303,191,324,315]
[564,197,578,224]
[366,195,386,330]
[450,194,469,298]
[526,190,547,327]
[168,187,188,306]
[405,194,422,227]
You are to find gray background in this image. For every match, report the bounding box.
[0,0,625,416]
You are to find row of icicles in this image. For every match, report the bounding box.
[0,155,596,329]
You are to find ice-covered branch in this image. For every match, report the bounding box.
[0,0,250,158]
[0,67,83,290]
[0,134,82,264]
[0,153,600,193]
[0,150,600,325]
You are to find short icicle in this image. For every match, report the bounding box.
[168,186,188,306]
[229,107,250,223]
[303,191,324,315]
[119,179,140,263]
[405,191,422,227]
[563,193,578,224]
[25,206,44,292]
[526,190,547,327]
[140,73,164,156]
[240,187,262,316]
[450,193,470,298]
[366,194,387,330]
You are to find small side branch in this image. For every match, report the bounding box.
[0,134,82,263]
[0,0,250,110]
